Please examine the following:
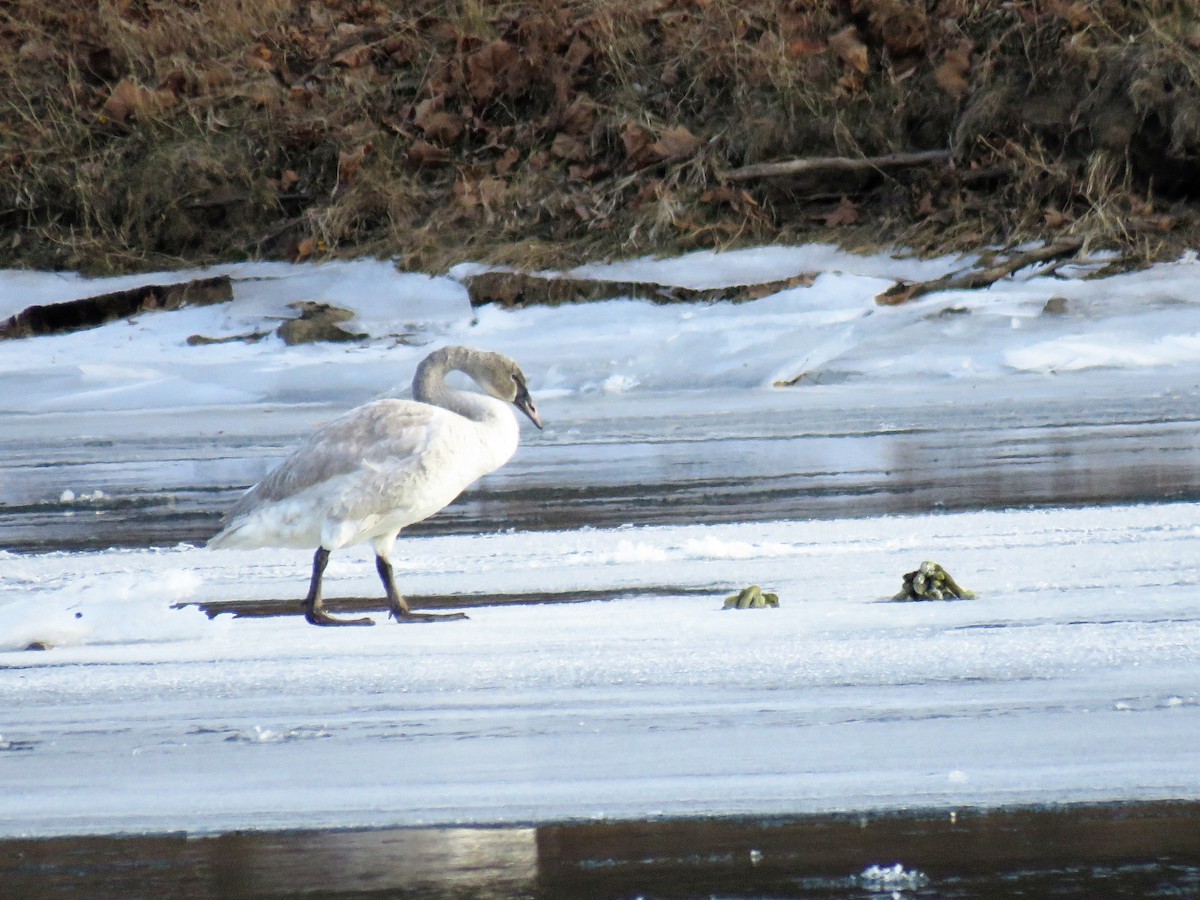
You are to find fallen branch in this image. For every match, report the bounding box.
[718,149,951,182]
[875,238,1085,306]
[462,270,815,308]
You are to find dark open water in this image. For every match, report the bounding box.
[3,804,1200,898]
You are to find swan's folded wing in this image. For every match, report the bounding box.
[227,400,443,515]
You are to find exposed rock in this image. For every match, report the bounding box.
[1042,296,1071,315]
[722,584,780,609]
[276,301,366,345]
[892,561,976,601]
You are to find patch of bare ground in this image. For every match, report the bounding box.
[2,1,1199,275]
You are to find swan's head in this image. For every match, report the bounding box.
[477,352,542,430]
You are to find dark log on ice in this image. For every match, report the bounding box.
[0,275,233,339]
[875,238,1086,306]
[462,270,816,309]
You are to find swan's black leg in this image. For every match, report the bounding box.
[304,547,374,626]
[376,555,468,623]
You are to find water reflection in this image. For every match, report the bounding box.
[207,828,537,898]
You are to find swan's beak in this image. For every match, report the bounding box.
[514,387,542,429]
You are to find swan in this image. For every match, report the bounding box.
[209,345,542,626]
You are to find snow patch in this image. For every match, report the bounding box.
[611,539,671,563]
[1006,332,1200,372]
[0,569,212,651]
[681,534,795,559]
[858,863,930,892]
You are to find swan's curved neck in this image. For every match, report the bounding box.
[412,346,501,423]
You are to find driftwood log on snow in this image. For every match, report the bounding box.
[462,270,815,308]
[875,238,1085,306]
[0,275,233,339]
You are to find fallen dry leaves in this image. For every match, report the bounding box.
[822,196,860,227]
[100,80,175,123]
[2,0,1194,273]
[934,41,973,99]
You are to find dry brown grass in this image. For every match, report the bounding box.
[2,0,1199,274]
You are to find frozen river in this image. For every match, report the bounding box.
[2,249,1200,894]
[3,376,1199,840]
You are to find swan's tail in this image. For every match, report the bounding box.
[206,509,322,550]
[207,513,263,549]
[206,522,243,550]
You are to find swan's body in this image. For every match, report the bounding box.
[209,345,541,625]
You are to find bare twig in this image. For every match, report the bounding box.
[875,238,1085,306]
[718,149,951,182]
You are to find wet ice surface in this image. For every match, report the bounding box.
[2,246,1200,843]
[3,374,1199,551]
[2,503,1199,837]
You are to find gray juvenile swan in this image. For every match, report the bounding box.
[209,345,541,626]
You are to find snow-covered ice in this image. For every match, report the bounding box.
[1,244,1199,837]
[2,504,1199,836]
[3,244,1200,415]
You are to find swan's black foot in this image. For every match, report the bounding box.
[302,548,373,625]
[305,608,376,626]
[389,610,469,623]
